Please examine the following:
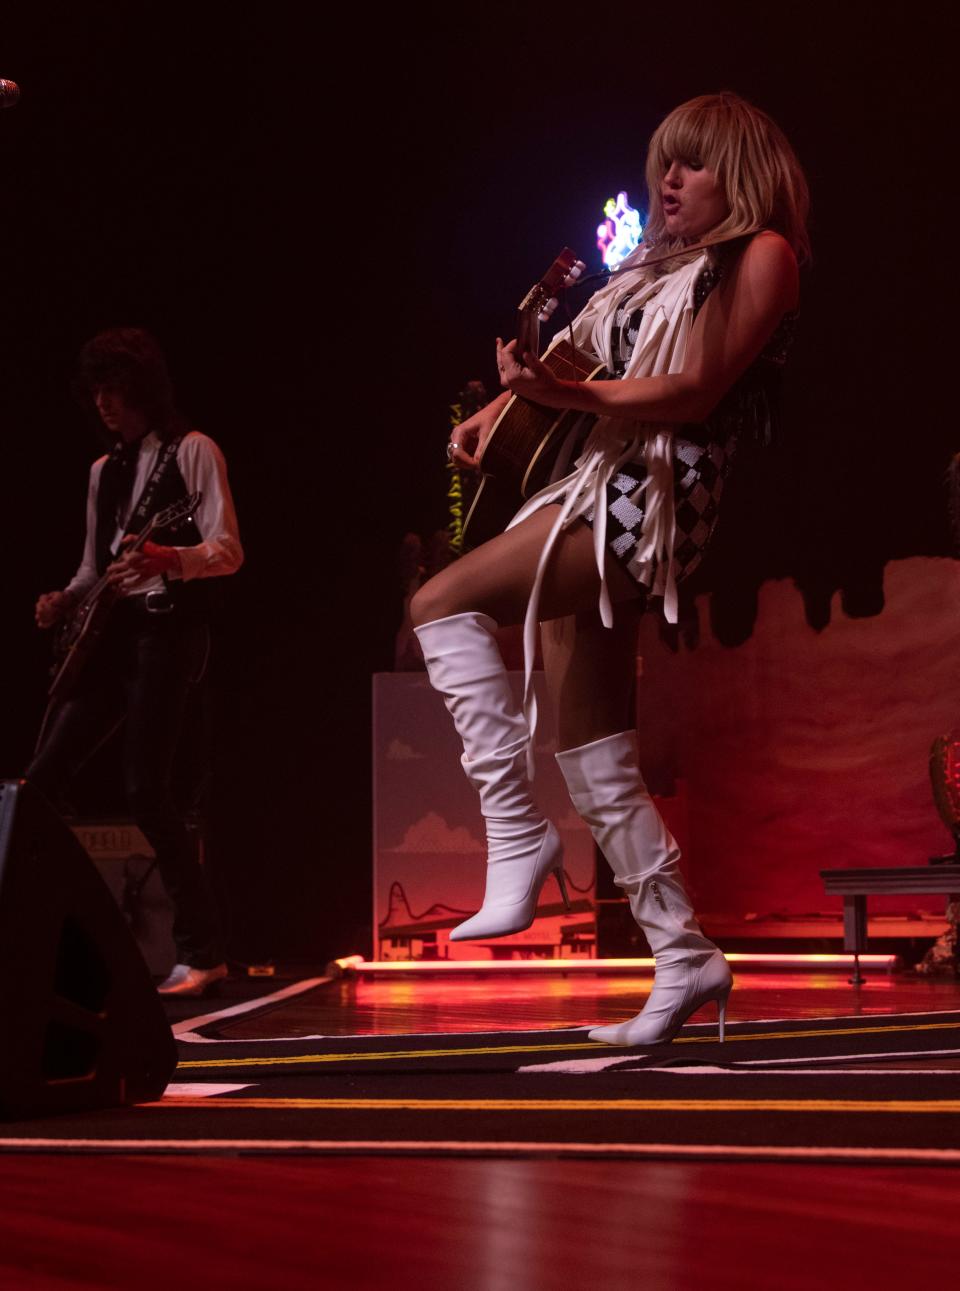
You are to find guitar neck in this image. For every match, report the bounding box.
[516,309,540,360]
[125,514,158,555]
[512,246,583,365]
[80,515,160,609]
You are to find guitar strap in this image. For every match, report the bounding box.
[623,228,764,275]
[110,434,186,560]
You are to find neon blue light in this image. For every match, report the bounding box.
[597,191,642,269]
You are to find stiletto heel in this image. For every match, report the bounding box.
[716,989,730,1043]
[555,865,572,912]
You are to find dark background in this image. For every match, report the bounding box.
[1,4,955,965]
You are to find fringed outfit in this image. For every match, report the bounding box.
[508,242,794,740]
[413,236,792,1040]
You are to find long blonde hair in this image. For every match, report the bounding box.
[641,92,810,268]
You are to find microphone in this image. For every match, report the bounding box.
[0,80,20,108]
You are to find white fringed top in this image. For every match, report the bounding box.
[506,251,709,755]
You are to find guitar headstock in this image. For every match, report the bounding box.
[516,248,586,358]
[518,249,586,320]
[150,491,202,534]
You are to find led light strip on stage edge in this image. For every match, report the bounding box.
[329,954,897,977]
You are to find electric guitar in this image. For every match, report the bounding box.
[462,249,607,547]
[48,491,202,703]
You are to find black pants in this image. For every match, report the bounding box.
[27,598,225,969]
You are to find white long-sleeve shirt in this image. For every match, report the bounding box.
[65,429,244,601]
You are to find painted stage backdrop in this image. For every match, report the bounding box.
[373,673,597,962]
[632,557,960,918]
[373,558,959,960]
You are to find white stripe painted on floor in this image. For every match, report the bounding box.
[163,1084,255,1098]
[173,977,332,1040]
[519,1057,960,1075]
[519,1056,642,1074]
[734,1046,960,1066]
[720,1007,960,1025]
[521,1063,960,1074]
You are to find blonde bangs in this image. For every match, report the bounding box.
[640,92,810,270]
[647,102,733,184]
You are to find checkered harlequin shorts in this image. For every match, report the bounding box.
[584,434,738,589]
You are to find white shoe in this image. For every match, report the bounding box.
[449,819,567,941]
[415,611,568,940]
[556,730,732,1046]
[157,962,228,997]
[587,937,732,1046]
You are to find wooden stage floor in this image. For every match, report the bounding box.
[220,964,960,1040]
[2,967,959,1291]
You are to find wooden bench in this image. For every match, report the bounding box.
[820,864,960,983]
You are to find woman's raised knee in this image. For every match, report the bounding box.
[410,578,456,628]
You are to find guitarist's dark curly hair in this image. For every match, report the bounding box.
[74,327,184,440]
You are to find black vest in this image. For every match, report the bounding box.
[94,437,221,616]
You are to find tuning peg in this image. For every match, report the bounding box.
[537,297,559,323]
[563,260,586,286]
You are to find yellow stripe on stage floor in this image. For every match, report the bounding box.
[176,1019,960,1071]
[155,1096,960,1113]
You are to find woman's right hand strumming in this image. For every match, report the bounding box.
[448,391,510,469]
[35,590,75,629]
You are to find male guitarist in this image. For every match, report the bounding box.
[27,327,244,998]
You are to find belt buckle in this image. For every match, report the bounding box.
[144,589,174,615]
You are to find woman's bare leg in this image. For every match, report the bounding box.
[409,505,643,629]
[540,605,643,751]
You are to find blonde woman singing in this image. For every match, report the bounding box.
[411,92,809,1046]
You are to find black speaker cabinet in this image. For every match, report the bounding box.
[0,780,178,1120]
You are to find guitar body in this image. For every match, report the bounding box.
[49,590,121,702]
[463,337,607,548]
[44,490,202,706]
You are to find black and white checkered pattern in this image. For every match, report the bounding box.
[597,426,738,586]
[584,257,793,595]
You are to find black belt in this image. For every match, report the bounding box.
[121,589,176,615]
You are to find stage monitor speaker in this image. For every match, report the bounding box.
[0,780,178,1120]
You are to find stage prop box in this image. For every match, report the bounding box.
[372,671,689,961]
[71,821,176,975]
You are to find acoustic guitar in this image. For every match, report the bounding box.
[48,491,202,704]
[462,249,607,548]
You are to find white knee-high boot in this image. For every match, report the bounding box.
[414,611,568,941]
[556,730,731,1045]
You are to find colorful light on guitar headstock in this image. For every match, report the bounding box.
[597,191,642,269]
